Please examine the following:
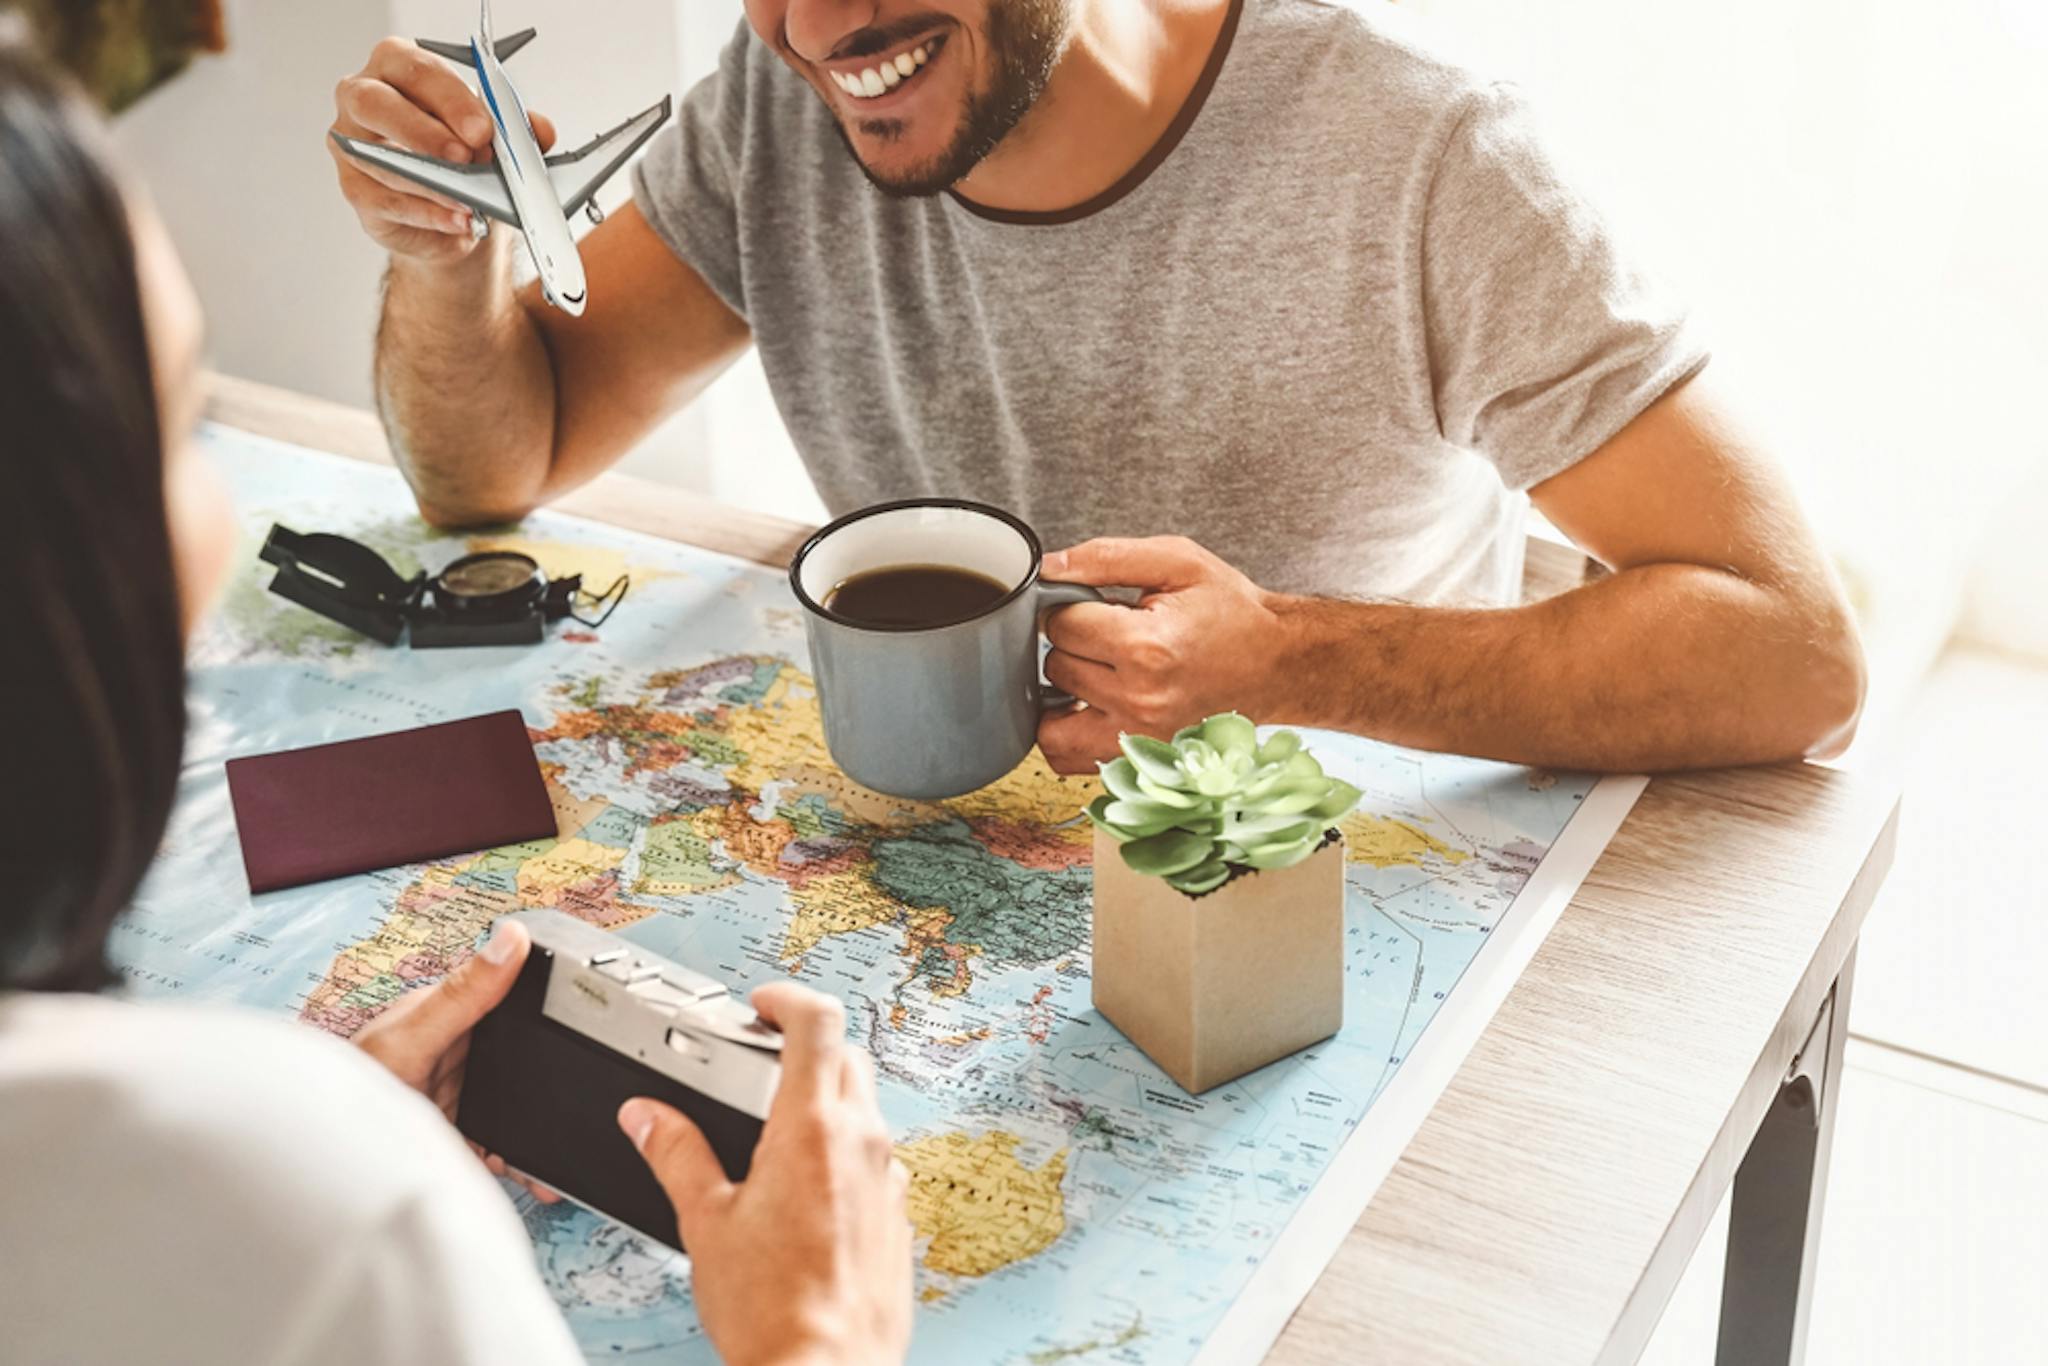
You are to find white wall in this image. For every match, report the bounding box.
[115,0,818,520]
[641,2,817,520]
[113,0,392,407]
[1408,0,2048,680]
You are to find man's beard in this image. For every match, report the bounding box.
[837,0,1070,198]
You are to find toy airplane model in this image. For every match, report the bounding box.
[329,1,671,315]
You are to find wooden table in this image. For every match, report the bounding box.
[206,373,1901,1366]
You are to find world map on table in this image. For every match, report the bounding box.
[123,426,1604,1364]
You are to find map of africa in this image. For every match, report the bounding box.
[120,426,1626,1363]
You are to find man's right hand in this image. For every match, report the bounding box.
[621,984,914,1366]
[328,37,557,263]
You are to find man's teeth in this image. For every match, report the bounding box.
[831,44,931,99]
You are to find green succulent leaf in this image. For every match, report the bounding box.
[1238,762,1291,802]
[1102,799,1188,835]
[1199,712,1258,758]
[1166,858,1231,895]
[1306,780,1362,822]
[1120,733,1186,788]
[1120,828,1217,878]
[1282,750,1325,780]
[1084,793,1124,838]
[1226,811,1320,844]
[1243,752,1321,799]
[1135,775,1203,808]
[1100,719,1350,884]
[1182,746,1251,798]
[1255,730,1302,766]
[1241,839,1322,871]
[1099,757,1147,803]
[1237,836,1316,863]
[1247,778,1335,816]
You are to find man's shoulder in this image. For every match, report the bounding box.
[1237,0,1503,130]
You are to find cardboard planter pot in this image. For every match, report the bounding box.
[1090,825,1345,1094]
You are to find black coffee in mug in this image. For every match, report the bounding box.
[825,564,1010,629]
[790,499,1119,798]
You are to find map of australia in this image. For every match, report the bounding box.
[120,428,1608,1363]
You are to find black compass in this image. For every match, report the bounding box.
[258,526,628,649]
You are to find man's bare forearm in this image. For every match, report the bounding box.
[1264,563,1865,771]
[374,235,558,526]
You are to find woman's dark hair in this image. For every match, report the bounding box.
[0,29,187,991]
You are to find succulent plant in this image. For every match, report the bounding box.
[1086,713,1361,895]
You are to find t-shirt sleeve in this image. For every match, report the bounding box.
[1419,82,1708,490]
[630,20,755,319]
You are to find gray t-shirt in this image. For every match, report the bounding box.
[633,0,1706,604]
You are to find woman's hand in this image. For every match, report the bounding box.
[621,984,913,1366]
[352,921,559,1201]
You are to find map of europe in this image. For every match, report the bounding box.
[120,428,1607,1363]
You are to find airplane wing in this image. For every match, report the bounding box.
[545,96,674,218]
[417,28,537,66]
[330,133,522,227]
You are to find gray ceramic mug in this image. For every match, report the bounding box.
[789,499,1105,800]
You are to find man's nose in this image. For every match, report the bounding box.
[783,0,885,63]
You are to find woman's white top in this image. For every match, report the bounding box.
[0,992,584,1365]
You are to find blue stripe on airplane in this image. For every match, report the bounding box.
[470,39,525,182]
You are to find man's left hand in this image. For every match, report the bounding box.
[1036,536,1289,774]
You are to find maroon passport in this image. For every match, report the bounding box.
[225,710,558,894]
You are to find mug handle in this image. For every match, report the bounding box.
[1034,579,1115,712]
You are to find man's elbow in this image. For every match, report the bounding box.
[1796,607,1868,761]
[383,423,551,530]
[409,485,542,531]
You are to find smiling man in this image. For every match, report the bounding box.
[332,0,1864,775]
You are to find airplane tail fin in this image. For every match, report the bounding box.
[417,28,536,67]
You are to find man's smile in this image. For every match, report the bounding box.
[822,32,950,108]
[786,3,1070,197]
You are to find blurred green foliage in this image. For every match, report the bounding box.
[7,0,223,112]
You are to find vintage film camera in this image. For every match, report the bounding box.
[257,524,628,648]
[456,910,782,1249]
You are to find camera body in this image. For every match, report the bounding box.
[455,910,781,1250]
